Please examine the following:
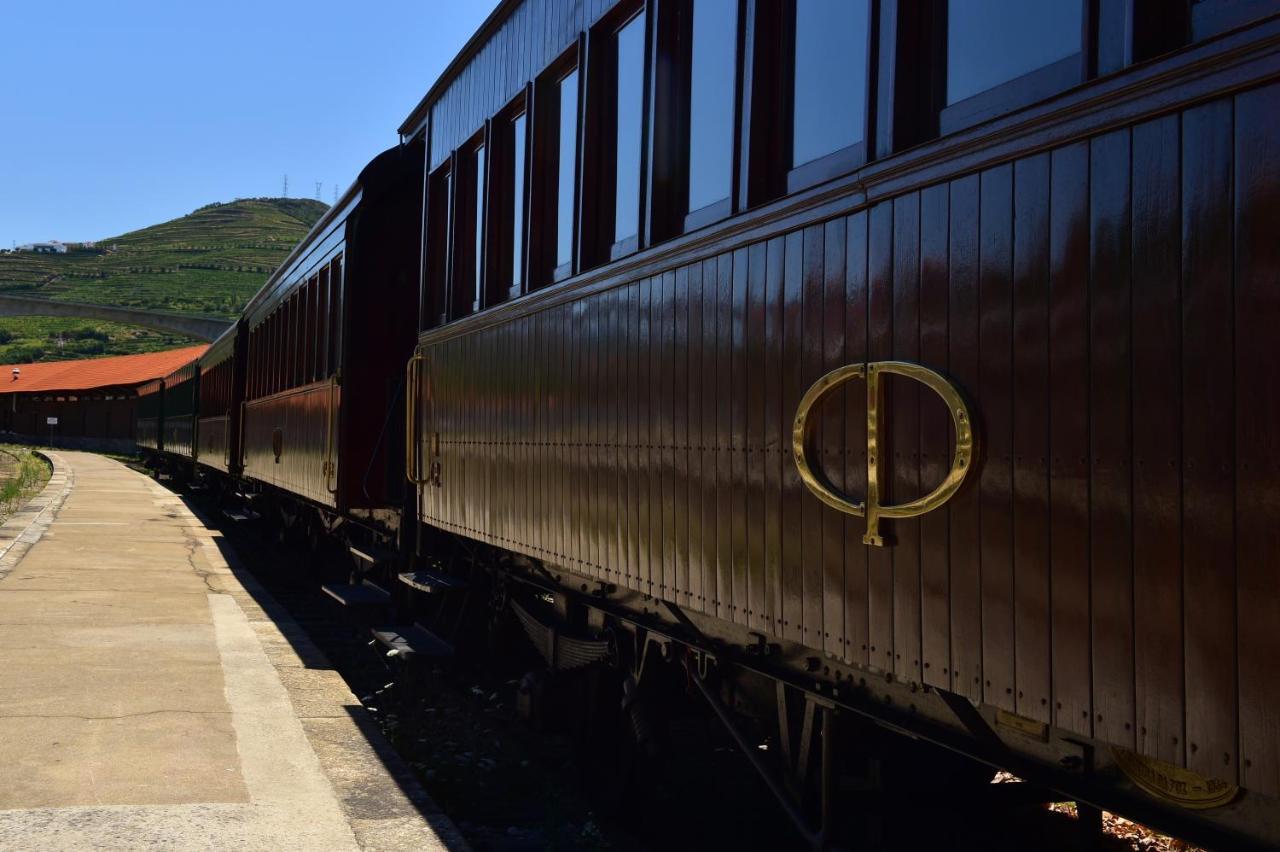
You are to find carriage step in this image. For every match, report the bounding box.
[321,581,391,608]
[371,623,454,660]
[397,570,468,594]
[349,543,400,568]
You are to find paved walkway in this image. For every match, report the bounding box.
[0,451,463,851]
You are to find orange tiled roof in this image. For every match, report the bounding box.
[0,345,207,394]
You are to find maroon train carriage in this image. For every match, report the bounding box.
[158,358,198,462]
[134,377,164,454]
[195,326,244,475]
[135,359,200,473]
[236,143,423,520]
[397,0,1280,847]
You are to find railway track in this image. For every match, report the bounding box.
[154,479,1181,852]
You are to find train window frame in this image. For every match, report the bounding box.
[289,289,302,388]
[648,0,745,242]
[263,312,273,397]
[246,329,256,399]
[330,255,343,375]
[582,1,650,268]
[450,128,489,320]
[317,264,330,377]
[265,310,276,396]
[488,89,532,304]
[303,276,315,383]
[936,0,1089,136]
[424,159,454,327]
[742,0,877,206]
[530,42,583,289]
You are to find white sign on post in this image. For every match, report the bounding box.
[46,416,58,426]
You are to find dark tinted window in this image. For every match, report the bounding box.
[556,69,579,270]
[688,0,736,213]
[614,12,646,244]
[947,0,1082,105]
[511,112,527,289]
[426,167,451,325]
[792,0,869,168]
[473,143,485,305]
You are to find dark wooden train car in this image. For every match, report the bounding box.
[134,378,164,453]
[240,143,423,516]
[196,326,244,475]
[158,359,199,461]
[402,0,1280,845]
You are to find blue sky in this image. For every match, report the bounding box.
[0,0,497,247]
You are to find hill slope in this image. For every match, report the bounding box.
[0,198,326,362]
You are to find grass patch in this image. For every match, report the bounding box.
[0,445,50,517]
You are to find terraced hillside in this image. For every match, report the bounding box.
[0,198,326,362]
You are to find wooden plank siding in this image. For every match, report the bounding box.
[416,72,1280,797]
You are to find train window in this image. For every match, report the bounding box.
[281,298,291,390]
[316,265,330,377]
[425,163,453,327]
[246,332,255,399]
[510,112,527,292]
[788,0,871,191]
[530,45,581,287]
[257,326,264,396]
[278,302,288,390]
[299,284,310,384]
[686,0,738,227]
[288,292,300,388]
[472,143,486,308]
[491,94,530,303]
[306,276,318,382]
[265,313,275,395]
[263,313,273,395]
[742,0,872,204]
[940,0,1084,133]
[451,133,487,318]
[648,0,740,241]
[279,300,290,391]
[329,255,343,372]
[555,69,579,276]
[582,6,648,265]
[274,304,284,392]
[299,287,309,384]
[612,10,646,254]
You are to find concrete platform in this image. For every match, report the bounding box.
[0,451,465,851]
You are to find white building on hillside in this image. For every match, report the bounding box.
[16,241,68,254]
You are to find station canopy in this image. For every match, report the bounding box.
[0,345,207,395]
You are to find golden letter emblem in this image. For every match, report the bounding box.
[792,361,976,547]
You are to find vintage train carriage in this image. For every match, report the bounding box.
[240,144,423,513]
[134,377,164,453]
[403,0,1280,845]
[158,359,199,461]
[196,326,244,475]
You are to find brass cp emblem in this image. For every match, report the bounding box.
[792,361,977,547]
